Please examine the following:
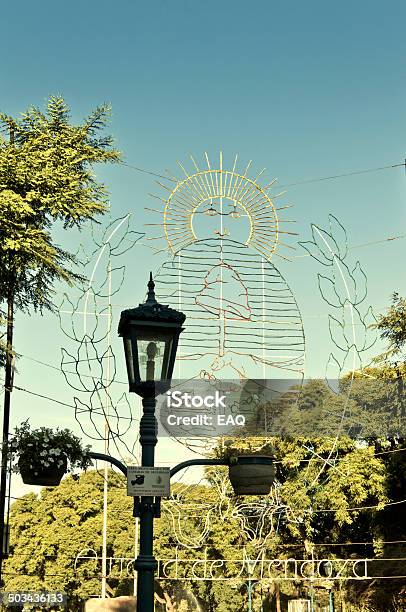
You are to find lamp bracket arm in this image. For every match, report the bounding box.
[89,451,128,476]
[170,458,229,479]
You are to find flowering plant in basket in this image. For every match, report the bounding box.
[10,421,92,485]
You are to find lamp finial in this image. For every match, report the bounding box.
[146,272,156,304]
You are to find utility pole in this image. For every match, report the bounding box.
[0,126,15,586]
[101,261,112,599]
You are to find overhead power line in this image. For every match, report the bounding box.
[276,539,406,547]
[118,158,406,189]
[119,161,176,182]
[294,232,406,259]
[312,498,406,513]
[279,162,405,189]
[12,384,133,422]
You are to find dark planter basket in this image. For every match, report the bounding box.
[19,455,68,486]
[228,455,276,496]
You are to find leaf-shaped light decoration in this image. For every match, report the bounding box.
[83,287,106,342]
[61,346,90,393]
[94,214,130,253]
[341,347,362,379]
[325,352,343,381]
[95,264,125,299]
[328,214,348,260]
[299,239,333,266]
[361,305,378,352]
[58,293,82,343]
[311,224,340,261]
[98,345,117,389]
[351,261,368,306]
[87,388,134,443]
[62,334,105,394]
[328,259,357,306]
[75,387,135,447]
[74,396,105,441]
[318,273,342,308]
[91,213,144,256]
[305,215,376,385]
[328,314,348,352]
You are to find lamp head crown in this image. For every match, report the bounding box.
[118,274,186,336]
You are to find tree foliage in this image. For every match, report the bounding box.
[373,293,406,362]
[0,96,120,314]
[3,435,406,612]
[3,471,131,610]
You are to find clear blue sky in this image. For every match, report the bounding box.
[1,0,406,475]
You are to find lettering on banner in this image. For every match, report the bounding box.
[73,551,397,581]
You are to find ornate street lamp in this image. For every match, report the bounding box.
[118,272,185,398]
[118,273,185,612]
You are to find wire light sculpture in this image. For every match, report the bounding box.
[59,214,145,461]
[148,152,305,382]
[299,214,377,380]
[296,214,379,502]
[59,158,387,590]
[155,239,305,380]
[146,152,306,548]
[59,214,145,599]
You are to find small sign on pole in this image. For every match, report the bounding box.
[127,466,170,497]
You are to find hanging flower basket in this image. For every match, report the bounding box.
[19,455,68,486]
[228,455,276,495]
[10,421,92,487]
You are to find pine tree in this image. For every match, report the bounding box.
[0,96,120,315]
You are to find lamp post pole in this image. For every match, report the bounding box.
[134,393,158,612]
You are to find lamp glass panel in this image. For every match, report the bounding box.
[137,339,166,381]
[123,336,136,385]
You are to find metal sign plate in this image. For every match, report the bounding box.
[127,466,170,497]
